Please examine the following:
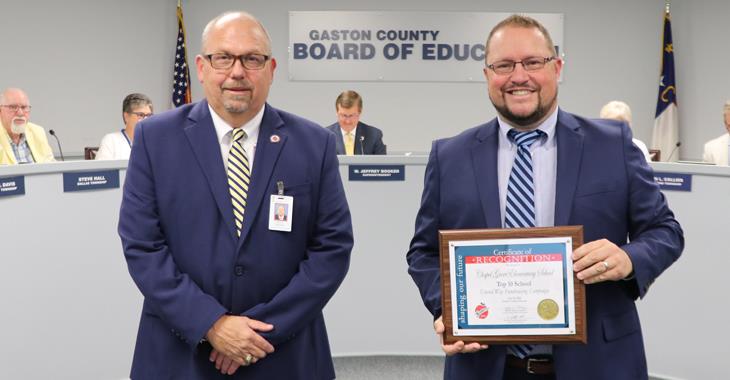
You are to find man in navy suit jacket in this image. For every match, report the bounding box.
[326,90,386,155]
[406,15,683,380]
[119,11,352,379]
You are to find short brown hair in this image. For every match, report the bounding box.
[335,90,362,111]
[485,14,557,60]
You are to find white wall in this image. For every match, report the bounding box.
[2,0,728,159]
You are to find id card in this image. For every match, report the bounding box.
[269,194,293,232]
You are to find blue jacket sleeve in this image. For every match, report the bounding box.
[118,124,227,349]
[620,124,684,298]
[406,141,443,319]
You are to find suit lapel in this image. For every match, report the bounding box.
[332,124,345,155]
[237,104,287,247]
[183,101,237,239]
[554,110,584,226]
[471,121,502,228]
[354,123,364,155]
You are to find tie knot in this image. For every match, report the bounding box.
[508,129,544,148]
[232,128,246,142]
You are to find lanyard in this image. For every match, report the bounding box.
[121,129,132,147]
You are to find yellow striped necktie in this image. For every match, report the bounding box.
[228,128,250,237]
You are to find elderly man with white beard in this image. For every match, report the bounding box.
[0,88,55,164]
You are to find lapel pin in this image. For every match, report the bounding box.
[270,134,281,143]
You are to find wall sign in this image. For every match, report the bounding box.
[289,11,564,82]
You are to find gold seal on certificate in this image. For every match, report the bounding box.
[538,299,559,320]
[439,226,586,345]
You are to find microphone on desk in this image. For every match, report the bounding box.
[666,141,681,162]
[48,129,65,161]
[359,136,365,155]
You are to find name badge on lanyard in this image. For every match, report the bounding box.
[269,181,293,232]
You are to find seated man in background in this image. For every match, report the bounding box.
[702,100,730,166]
[0,88,55,165]
[599,100,652,161]
[95,93,153,160]
[326,90,386,155]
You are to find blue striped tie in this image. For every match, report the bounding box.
[505,128,543,358]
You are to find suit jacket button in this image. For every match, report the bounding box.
[234,266,244,276]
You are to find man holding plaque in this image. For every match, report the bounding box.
[406,14,683,380]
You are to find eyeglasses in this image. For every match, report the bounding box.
[129,111,153,119]
[1,104,32,112]
[486,57,557,75]
[204,53,270,70]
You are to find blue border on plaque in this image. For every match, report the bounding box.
[0,175,25,197]
[454,242,569,330]
[348,165,405,181]
[654,172,692,192]
[63,170,120,192]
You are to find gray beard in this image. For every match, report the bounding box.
[10,118,27,135]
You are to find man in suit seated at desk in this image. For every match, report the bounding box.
[0,88,55,165]
[702,100,730,166]
[326,90,386,155]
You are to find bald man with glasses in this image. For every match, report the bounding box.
[119,11,352,380]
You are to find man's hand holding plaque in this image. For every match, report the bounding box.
[439,226,587,345]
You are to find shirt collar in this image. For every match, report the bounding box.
[497,107,559,147]
[6,132,26,146]
[210,104,265,145]
[340,124,357,137]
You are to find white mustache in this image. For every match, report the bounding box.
[10,117,27,134]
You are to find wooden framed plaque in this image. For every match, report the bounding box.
[439,226,586,345]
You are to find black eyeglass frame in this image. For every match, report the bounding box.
[486,56,557,75]
[203,53,271,70]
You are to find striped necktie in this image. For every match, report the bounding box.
[505,128,544,229]
[228,128,251,237]
[505,128,544,358]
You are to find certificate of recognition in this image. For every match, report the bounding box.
[439,226,586,344]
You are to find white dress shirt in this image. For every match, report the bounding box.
[95,130,132,160]
[497,108,559,229]
[210,105,264,171]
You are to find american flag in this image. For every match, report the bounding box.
[172,2,191,107]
